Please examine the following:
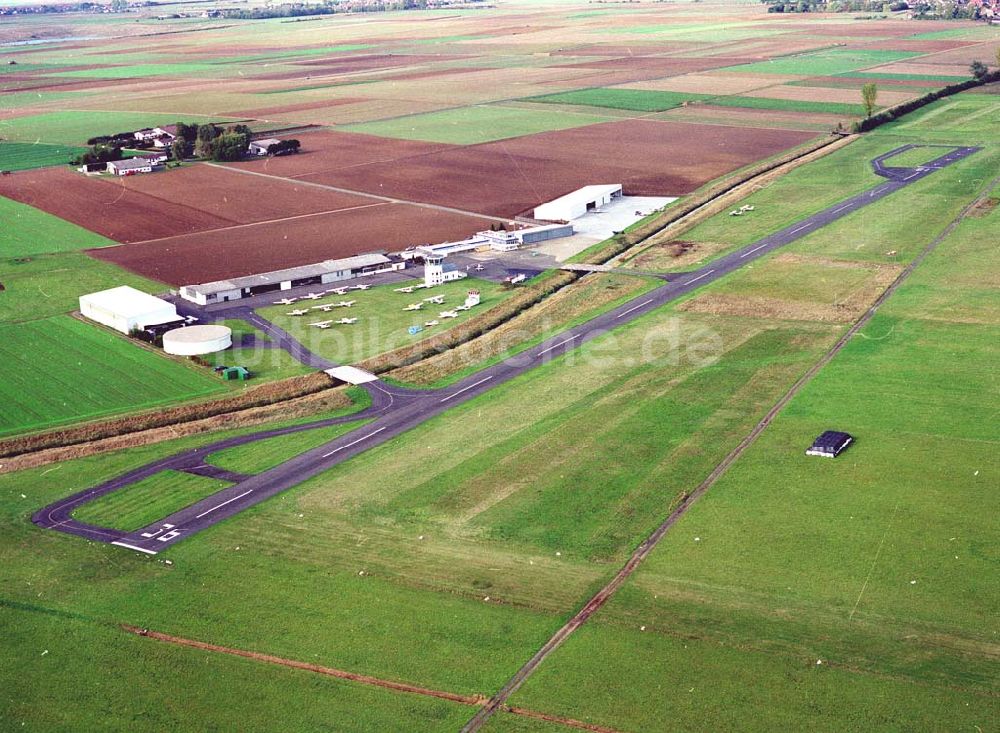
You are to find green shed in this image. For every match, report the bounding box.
[220,366,250,381]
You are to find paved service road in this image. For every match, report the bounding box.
[33,145,979,554]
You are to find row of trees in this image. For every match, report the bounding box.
[219,0,430,20]
[858,51,999,119]
[170,123,253,162]
[762,0,994,16]
[70,143,125,167]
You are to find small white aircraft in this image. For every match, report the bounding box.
[326,287,349,296]
[415,283,432,289]
[312,304,335,312]
[439,310,458,319]
[455,304,470,312]
[474,264,485,272]
[394,286,415,294]
[336,317,358,325]
[352,284,371,290]
[509,274,526,285]
[337,300,356,308]
[307,320,333,329]
[423,295,445,304]
[729,210,743,217]
[302,292,324,300]
[403,303,424,312]
[740,205,755,212]
[424,320,439,327]
[274,298,297,306]
[287,309,311,316]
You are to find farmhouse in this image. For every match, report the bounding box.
[179,253,404,305]
[535,184,623,222]
[134,125,176,148]
[106,158,158,176]
[806,431,854,458]
[79,286,179,334]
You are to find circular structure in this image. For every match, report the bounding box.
[162,324,232,356]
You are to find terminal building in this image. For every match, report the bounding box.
[179,253,404,305]
[79,286,179,334]
[534,184,623,222]
[423,251,468,287]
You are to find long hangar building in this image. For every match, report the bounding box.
[180,253,403,305]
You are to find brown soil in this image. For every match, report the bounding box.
[968,197,998,218]
[558,55,756,83]
[626,239,733,271]
[88,202,493,284]
[295,119,816,218]
[0,165,371,244]
[233,97,367,118]
[254,53,467,80]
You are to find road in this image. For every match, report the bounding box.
[33,145,979,555]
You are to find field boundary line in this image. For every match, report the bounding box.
[128,201,387,246]
[209,163,511,223]
[119,625,625,732]
[459,170,1000,733]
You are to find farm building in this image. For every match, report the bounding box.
[179,253,404,305]
[806,431,854,458]
[481,223,575,251]
[248,138,282,156]
[133,126,176,148]
[106,158,157,176]
[163,324,233,356]
[79,286,178,334]
[534,185,623,222]
[423,252,467,287]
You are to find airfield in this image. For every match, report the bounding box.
[1,2,999,732]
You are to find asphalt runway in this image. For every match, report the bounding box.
[32,145,980,554]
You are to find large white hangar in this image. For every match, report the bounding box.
[534,184,623,222]
[79,286,178,334]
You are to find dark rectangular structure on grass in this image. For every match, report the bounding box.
[806,431,854,458]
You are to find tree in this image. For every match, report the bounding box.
[861,82,878,118]
[970,60,988,80]
[174,122,198,143]
[170,137,188,162]
[211,131,250,162]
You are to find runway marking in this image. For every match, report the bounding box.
[614,299,654,319]
[684,269,716,285]
[111,541,158,555]
[831,203,852,214]
[321,427,387,457]
[788,223,810,235]
[740,243,769,259]
[195,489,254,519]
[440,376,493,403]
[536,336,577,356]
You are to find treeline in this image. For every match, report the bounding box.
[70,143,125,166]
[172,122,252,162]
[219,0,428,20]
[853,69,1000,132]
[261,139,301,156]
[760,0,991,17]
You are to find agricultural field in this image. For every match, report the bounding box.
[0,316,225,437]
[0,196,116,257]
[0,141,88,172]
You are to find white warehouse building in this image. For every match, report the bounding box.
[534,184,623,222]
[79,286,178,334]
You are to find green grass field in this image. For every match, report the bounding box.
[0,111,241,145]
[0,141,88,171]
[206,419,371,474]
[72,470,231,531]
[705,95,867,116]
[258,277,511,366]
[527,87,710,112]
[837,70,970,82]
[509,223,1000,729]
[726,49,920,77]
[0,316,225,437]
[1,606,471,732]
[342,105,613,145]
[207,319,313,382]
[0,197,116,256]
[0,253,165,324]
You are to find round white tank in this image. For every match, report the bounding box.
[162,324,232,356]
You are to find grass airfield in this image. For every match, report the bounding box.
[0,2,998,731]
